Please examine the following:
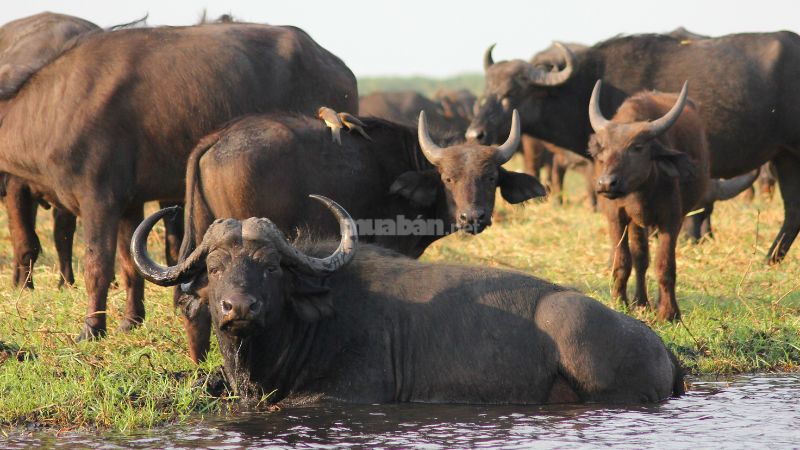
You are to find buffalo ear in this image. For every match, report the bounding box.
[498,168,547,204]
[652,143,695,179]
[389,170,439,207]
[285,269,333,323]
[175,272,209,318]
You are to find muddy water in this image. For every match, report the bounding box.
[5,374,800,449]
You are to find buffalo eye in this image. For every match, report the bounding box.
[443,175,454,184]
[208,264,224,276]
[631,144,645,153]
[487,175,497,184]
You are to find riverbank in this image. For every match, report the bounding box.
[0,163,797,430]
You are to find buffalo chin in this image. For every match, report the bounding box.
[219,320,262,337]
[457,222,490,235]
[598,190,626,200]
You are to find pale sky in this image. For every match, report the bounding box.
[4,1,798,77]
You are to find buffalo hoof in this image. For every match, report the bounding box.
[657,309,680,322]
[633,298,650,309]
[12,268,34,290]
[77,324,107,342]
[118,317,143,333]
[57,275,75,289]
[767,252,785,265]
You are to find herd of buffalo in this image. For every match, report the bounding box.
[0,11,795,406]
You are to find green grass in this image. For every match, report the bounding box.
[0,155,798,430]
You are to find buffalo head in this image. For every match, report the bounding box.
[588,80,691,199]
[466,43,576,147]
[392,109,545,234]
[131,195,357,340]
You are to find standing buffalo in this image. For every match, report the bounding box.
[0,12,99,288]
[0,22,358,339]
[589,81,708,321]
[131,198,684,404]
[515,42,596,209]
[432,88,476,128]
[0,12,155,289]
[360,90,470,135]
[172,109,544,361]
[469,32,800,263]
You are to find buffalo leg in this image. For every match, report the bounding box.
[521,135,539,177]
[654,223,681,321]
[582,165,598,212]
[77,205,120,340]
[5,177,40,289]
[550,162,567,205]
[629,224,650,308]
[116,205,146,332]
[608,212,631,305]
[159,201,184,266]
[53,207,76,287]
[183,306,212,363]
[767,152,800,264]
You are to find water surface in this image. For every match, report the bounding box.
[6,374,800,448]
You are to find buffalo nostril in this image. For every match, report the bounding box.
[249,301,261,314]
[477,211,486,221]
[221,300,233,313]
[460,213,468,222]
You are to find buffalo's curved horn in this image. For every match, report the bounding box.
[495,109,521,163]
[711,169,760,201]
[418,110,444,166]
[131,206,210,286]
[524,42,575,86]
[249,195,357,275]
[483,43,496,71]
[588,79,611,132]
[645,81,689,137]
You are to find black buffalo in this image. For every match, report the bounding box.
[172,110,544,361]
[131,198,684,405]
[0,22,358,339]
[468,32,800,263]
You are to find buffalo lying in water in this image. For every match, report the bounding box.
[132,197,684,405]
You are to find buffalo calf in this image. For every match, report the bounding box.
[588,81,709,321]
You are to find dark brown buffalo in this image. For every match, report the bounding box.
[172,109,544,361]
[0,12,154,289]
[0,12,99,288]
[469,32,800,263]
[359,90,469,135]
[432,88,476,129]
[131,199,684,404]
[0,22,357,339]
[516,42,596,209]
[589,81,709,321]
